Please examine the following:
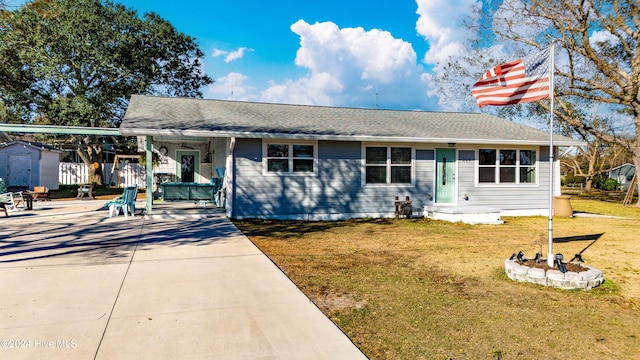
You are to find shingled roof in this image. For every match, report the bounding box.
[120,95,582,146]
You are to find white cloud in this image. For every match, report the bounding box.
[589,30,619,47]
[414,0,484,111]
[260,20,435,110]
[212,47,252,63]
[261,72,343,106]
[416,0,481,65]
[225,47,251,63]
[212,49,227,58]
[206,72,257,101]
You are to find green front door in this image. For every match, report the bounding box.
[176,150,200,183]
[435,148,456,203]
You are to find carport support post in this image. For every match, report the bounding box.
[145,135,153,215]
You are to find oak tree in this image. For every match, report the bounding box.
[0,0,212,183]
[433,0,639,204]
[494,0,640,203]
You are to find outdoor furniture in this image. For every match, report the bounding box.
[77,182,96,199]
[214,168,225,207]
[211,178,222,207]
[394,196,412,219]
[105,185,138,218]
[0,191,26,212]
[30,186,50,201]
[160,182,218,202]
[22,193,33,210]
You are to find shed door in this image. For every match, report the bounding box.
[435,148,456,204]
[8,153,31,188]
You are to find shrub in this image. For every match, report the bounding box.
[601,178,619,191]
[563,172,585,186]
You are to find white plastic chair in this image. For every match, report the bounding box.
[0,191,25,212]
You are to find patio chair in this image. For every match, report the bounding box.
[0,191,26,213]
[105,185,138,218]
[77,182,96,199]
[214,168,225,207]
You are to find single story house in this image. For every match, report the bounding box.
[120,95,583,222]
[0,140,62,190]
[608,163,636,191]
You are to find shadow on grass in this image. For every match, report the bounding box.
[233,218,399,239]
[565,190,635,204]
[553,233,604,243]
[553,233,603,263]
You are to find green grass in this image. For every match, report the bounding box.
[234,199,640,359]
[48,184,135,199]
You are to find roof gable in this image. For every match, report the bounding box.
[120,95,583,146]
[0,140,62,153]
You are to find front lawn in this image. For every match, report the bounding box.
[234,199,640,359]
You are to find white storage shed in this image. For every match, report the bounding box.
[0,140,62,190]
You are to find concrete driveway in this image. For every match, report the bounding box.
[0,201,367,359]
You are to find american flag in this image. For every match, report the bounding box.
[472,48,550,107]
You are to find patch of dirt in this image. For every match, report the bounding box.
[516,260,589,273]
[312,292,367,313]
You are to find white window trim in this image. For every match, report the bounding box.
[362,144,415,187]
[262,140,318,176]
[476,147,539,187]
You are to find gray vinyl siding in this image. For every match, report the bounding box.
[233,140,436,219]
[415,149,435,204]
[456,146,551,210]
[608,164,635,190]
[232,139,554,219]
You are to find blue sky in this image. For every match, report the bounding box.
[6,0,485,111]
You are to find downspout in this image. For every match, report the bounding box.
[145,135,153,215]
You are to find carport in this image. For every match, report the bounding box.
[0,124,156,214]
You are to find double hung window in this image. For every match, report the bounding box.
[365,146,412,184]
[478,148,536,184]
[265,142,316,174]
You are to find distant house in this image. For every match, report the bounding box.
[608,163,636,191]
[0,140,62,190]
[120,95,583,222]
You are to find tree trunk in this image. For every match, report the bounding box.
[77,145,104,185]
[633,146,640,207]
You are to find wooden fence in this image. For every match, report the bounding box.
[59,162,147,188]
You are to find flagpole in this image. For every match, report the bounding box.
[547,44,556,267]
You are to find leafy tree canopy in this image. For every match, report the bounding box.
[0,0,212,129]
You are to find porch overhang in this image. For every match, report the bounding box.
[0,124,120,136]
[119,127,585,147]
[0,123,153,215]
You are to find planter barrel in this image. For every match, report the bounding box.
[553,195,573,217]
